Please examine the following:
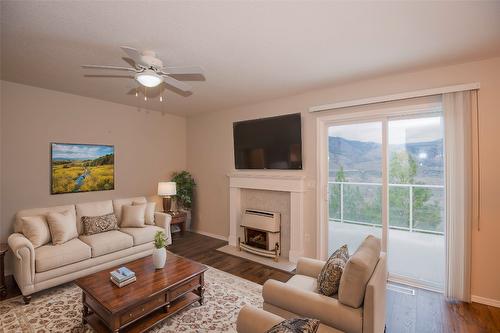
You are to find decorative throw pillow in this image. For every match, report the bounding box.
[81,213,119,235]
[21,215,51,248]
[46,210,78,245]
[317,244,349,296]
[133,201,156,225]
[121,204,146,228]
[267,318,320,333]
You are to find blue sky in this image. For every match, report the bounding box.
[52,144,113,160]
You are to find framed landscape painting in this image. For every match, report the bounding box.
[51,143,114,194]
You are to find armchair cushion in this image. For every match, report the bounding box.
[286,275,318,293]
[318,245,349,296]
[296,257,325,278]
[237,306,342,333]
[338,235,381,308]
[237,305,283,333]
[267,318,320,333]
[263,279,362,333]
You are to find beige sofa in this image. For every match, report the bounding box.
[8,196,172,303]
[238,236,387,333]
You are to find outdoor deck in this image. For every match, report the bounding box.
[329,221,444,290]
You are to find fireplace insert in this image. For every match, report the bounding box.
[245,228,267,249]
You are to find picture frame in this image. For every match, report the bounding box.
[50,143,115,194]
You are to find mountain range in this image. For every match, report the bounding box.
[329,136,444,184]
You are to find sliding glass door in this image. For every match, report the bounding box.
[328,121,383,254]
[326,112,445,290]
[387,116,444,290]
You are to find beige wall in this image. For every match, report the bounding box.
[187,56,500,302]
[0,81,187,246]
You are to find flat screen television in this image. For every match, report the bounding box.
[233,113,302,170]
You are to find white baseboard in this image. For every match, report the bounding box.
[471,295,500,308]
[191,229,228,242]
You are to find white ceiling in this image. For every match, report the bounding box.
[2,1,500,116]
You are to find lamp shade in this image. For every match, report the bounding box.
[158,182,176,196]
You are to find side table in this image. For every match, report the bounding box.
[168,211,187,235]
[0,243,7,298]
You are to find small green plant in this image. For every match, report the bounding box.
[154,231,167,249]
[171,171,196,209]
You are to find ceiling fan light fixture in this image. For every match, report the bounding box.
[135,70,163,87]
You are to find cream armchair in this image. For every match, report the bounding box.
[243,236,387,333]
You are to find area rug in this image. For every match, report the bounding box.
[0,267,263,333]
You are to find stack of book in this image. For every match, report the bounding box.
[110,267,136,287]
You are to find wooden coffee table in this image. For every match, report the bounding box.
[76,254,207,333]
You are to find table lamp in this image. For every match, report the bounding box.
[158,182,176,213]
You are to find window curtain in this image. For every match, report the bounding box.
[443,90,478,302]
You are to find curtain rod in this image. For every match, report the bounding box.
[309,82,480,113]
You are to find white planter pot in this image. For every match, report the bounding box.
[152,247,167,269]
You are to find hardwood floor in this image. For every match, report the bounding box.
[169,232,500,333]
[2,231,499,332]
[168,231,292,285]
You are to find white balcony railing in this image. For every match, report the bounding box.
[328,181,444,235]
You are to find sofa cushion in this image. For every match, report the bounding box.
[21,215,51,248]
[133,201,156,225]
[79,230,133,257]
[120,204,146,228]
[286,275,318,293]
[15,205,75,233]
[81,213,119,235]
[120,225,164,246]
[35,238,91,272]
[338,235,381,308]
[112,197,147,222]
[76,200,114,234]
[46,210,79,245]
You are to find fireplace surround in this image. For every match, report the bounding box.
[228,172,305,263]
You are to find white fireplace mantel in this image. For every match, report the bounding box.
[227,172,305,263]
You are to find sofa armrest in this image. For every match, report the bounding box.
[154,212,172,245]
[363,252,388,333]
[8,233,36,286]
[296,257,325,278]
[237,305,283,333]
[263,280,362,333]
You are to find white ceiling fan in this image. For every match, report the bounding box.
[82,46,204,93]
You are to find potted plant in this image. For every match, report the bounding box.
[153,231,167,269]
[171,171,196,210]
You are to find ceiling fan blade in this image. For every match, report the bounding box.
[120,46,142,65]
[84,74,134,79]
[82,65,136,71]
[161,66,204,75]
[161,75,192,92]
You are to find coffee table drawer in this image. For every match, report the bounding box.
[169,277,200,301]
[120,294,165,325]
